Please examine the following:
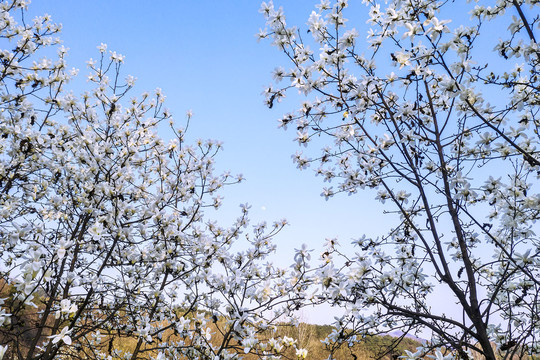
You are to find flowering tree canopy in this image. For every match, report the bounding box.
[261,0,540,359]
[0,1,311,359]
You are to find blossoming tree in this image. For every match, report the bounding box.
[261,0,540,359]
[0,1,309,359]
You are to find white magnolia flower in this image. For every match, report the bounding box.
[296,348,308,358]
[60,299,77,314]
[49,326,72,345]
[394,51,411,68]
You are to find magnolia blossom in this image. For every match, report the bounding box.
[48,326,72,345]
[295,348,308,358]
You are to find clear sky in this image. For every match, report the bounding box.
[21,0,540,340]
[26,1,388,324]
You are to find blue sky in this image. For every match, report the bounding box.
[22,0,540,335]
[26,1,388,323]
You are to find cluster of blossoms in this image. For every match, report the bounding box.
[261,0,540,359]
[0,1,309,359]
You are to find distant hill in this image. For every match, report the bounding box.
[0,278,422,360]
[387,330,427,344]
[273,323,422,360]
